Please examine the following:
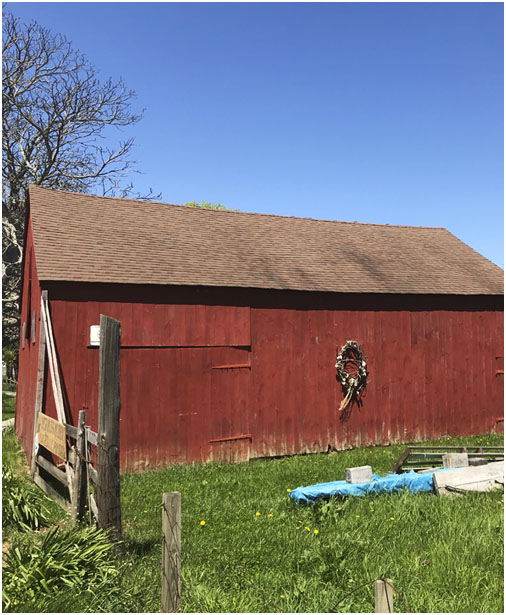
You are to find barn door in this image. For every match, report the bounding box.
[209,353,251,463]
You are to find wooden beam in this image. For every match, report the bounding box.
[31,292,47,477]
[161,492,181,613]
[71,410,88,522]
[65,424,78,439]
[96,315,122,540]
[35,454,68,486]
[85,427,98,447]
[34,468,70,512]
[375,579,394,613]
[89,493,98,520]
[40,296,66,424]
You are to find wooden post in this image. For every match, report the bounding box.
[71,410,88,521]
[375,579,394,613]
[96,315,122,540]
[161,492,181,613]
[31,292,47,477]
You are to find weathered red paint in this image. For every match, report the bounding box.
[16,263,503,472]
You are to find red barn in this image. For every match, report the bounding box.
[16,186,504,472]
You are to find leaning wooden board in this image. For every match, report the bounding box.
[37,413,67,461]
[433,461,504,495]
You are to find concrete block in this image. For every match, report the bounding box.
[434,461,504,496]
[442,453,469,469]
[345,465,373,484]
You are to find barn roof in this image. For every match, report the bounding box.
[28,185,503,295]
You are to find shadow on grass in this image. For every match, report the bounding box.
[123,537,160,557]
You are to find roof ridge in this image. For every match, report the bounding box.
[28,184,447,232]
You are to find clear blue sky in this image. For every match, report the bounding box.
[6,2,504,267]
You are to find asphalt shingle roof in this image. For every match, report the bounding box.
[28,185,504,295]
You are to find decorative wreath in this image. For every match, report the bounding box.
[335,341,368,412]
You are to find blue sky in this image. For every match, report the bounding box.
[6,2,504,267]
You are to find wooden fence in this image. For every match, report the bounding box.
[31,292,121,536]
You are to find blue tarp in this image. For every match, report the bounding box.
[288,469,450,505]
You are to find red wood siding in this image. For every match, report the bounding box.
[15,217,44,461]
[16,281,503,472]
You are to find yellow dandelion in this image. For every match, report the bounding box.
[200,520,206,526]
[267,513,273,517]
[390,517,395,521]
[313,529,319,534]
[286,488,291,493]
[356,515,360,518]
[280,595,285,599]
[304,526,311,531]
[255,511,261,516]
[298,520,302,524]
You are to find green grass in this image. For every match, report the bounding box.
[2,391,16,421]
[2,426,503,613]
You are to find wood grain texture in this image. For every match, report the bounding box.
[96,315,122,539]
[161,492,181,613]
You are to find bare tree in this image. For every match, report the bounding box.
[2,12,160,353]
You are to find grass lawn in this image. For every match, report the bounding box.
[2,426,503,613]
[2,392,16,421]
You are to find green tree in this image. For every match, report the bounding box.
[183,200,234,211]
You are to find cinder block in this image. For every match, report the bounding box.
[345,465,373,484]
[442,453,469,469]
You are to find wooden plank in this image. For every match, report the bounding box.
[433,462,504,495]
[161,492,181,613]
[40,296,66,424]
[391,448,411,473]
[85,427,98,447]
[96,315,122,540]
[375,579,394,613]
[65,424,78,439]
[37,413,67,461]
[35,454,68,486]
[31,292,47,477]
[88,464,98,484]
[71,410,87,521]
[33,469,70,512]
[89,493,98,520]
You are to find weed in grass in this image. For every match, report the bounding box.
[2,467,52,532]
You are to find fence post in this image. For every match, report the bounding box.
[71,409,88,521]
[161,492,181,613]
[375,579,394,613]
[96,315,122,540]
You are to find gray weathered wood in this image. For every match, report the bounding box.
[65,424,78,439]
[71,410,88,521]
[85,427,98,446]
[375,579,394,613]
[89,493,99,520]
[161,492,181,613]
[96,315,122,539]
[35,454,68,486]
[33,468,71,512]
[88,464,99,484]
[31,292,47,477]
[40,296,66,424]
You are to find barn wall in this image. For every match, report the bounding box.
[23,282,503,472]
[15,216,44,462]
